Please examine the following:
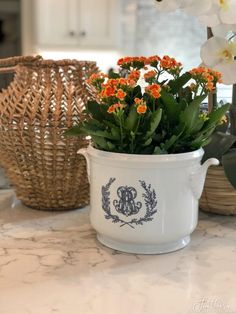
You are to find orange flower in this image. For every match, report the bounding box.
[87,72,107,85]
[127,79,137,87]
[104,86,116,97]
[137,104,147,114]
[145,55,161,66]
[117,56,147,68]
[118,78,128,86]
[160,56,182,69]
[107,79,119,86]
[117,57,133,66]
[134,97,142,105]
[189,66,222,90]
[144,70,157,81]
[107,103,124,114]
[206,82,215,91]
[107,105,116,113]
[116,89,126,100]
[128,70,140,81]
[212,70,222,83]
[145,84,161,99]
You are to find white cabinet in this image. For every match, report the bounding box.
[34,0,119,49]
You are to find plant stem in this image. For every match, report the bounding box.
[118,112,124,150]
[232,84,236,104]
[229,84,236,135]
[207,27,217,113]
[130,115,141,153]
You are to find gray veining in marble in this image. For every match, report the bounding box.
[0,189,236,314]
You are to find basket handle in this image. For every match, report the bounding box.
[0,55,43,74]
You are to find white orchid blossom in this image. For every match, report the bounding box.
[212,23,236,38]
[154,0,183,12]
[155,0,236,27]
[182,0,212,16]
[197,0,236,27]
[200,36,236,84]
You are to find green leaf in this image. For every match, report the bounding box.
[179,98,188,111]
[205,103,230,129]
[88,129,118,140]
[91,136,116,151]
[143,108,162,140]
[87,100,116,123]
[142,137,152,147]
[168,72,191,94]
[180,95,206,132]
[190,126,216,149]
[125,85,142,105]
[64,126,84,137]
[178,86,193,103]
[202,132,236,162]
[108,72,120,79]
[153,146,167,155]
[124,106,139,131]
[103,121,120,140]
[80,122,119,140]
[86,100,104,121]
[190,118,205,133]
[222,148,236,188]
[160,90,179,122]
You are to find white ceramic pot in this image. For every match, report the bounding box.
[78,146,218,254]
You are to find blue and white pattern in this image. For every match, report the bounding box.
[101,178,158,228]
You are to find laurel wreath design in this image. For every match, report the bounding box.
[101,178,158,228]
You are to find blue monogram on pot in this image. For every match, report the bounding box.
[113,186,142,217]
[101,178,158,228]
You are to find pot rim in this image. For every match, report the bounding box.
[87,145,204,162]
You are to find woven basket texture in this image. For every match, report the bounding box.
[0,56,97,210]
[200,166,236,215]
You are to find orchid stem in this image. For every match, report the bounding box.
[207,27,216,113]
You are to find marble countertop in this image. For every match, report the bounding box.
[0,189,236,314]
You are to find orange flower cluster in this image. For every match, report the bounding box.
[117,55,182,74]
[87,72,107,85]
[146,55,161,66]
[145,84,162,99]
[107,103,124,114]
[128,70,140,81]
[189,67,222,91]
[144,70,157,82]
[134,98,147,114]
[116,89,126,100]
[160,55,182,70]
[100,85,116,98]
[117,56,146,67]
[99,78,130,99]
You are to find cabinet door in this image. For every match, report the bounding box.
[78,0,119,48]
[34,0,78,47]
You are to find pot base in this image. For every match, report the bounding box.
[97,234,190,255]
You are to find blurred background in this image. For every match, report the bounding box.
[0,0,231,100]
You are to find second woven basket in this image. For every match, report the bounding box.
[200,166,236,215]
[0,56,97,210]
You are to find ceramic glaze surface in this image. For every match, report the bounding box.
[0,190,236,314]
[79,146,219,254]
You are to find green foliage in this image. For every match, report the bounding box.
[202,114,236,189]
[222,149,236,188]
[65,55,228,155]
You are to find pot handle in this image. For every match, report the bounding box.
[78,148,90,183]
[189,158,219,200]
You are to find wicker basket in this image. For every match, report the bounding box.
[200,166,236,215]
[0,56,97,210]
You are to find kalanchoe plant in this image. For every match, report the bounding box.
[66,55,229,154]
